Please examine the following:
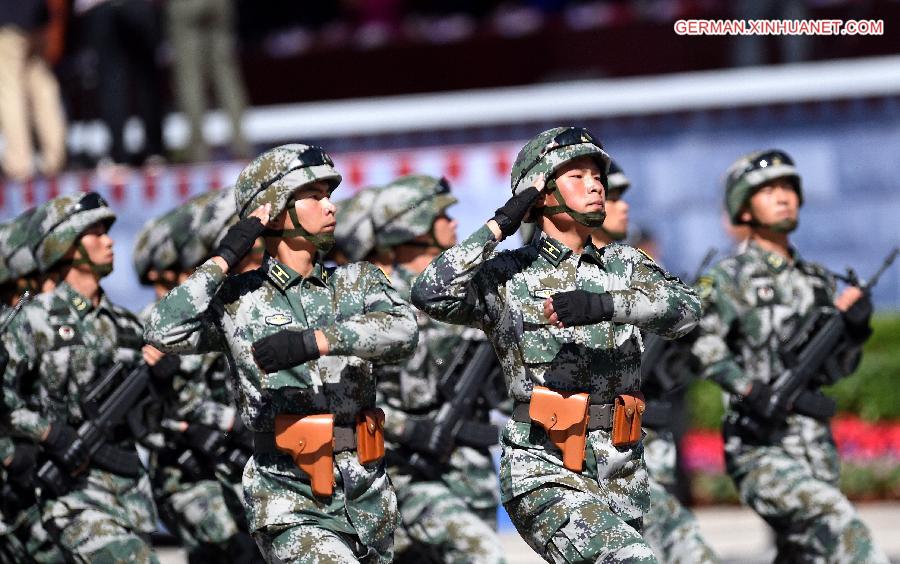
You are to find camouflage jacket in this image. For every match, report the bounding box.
[1,283,144,441]
[143,254,418,431]
[377,266,469,439]
[411,225,700,404]
[691,239,838,398]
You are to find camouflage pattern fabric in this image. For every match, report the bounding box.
[379,266,505,563]
[509,127,610,196]
[334,187,382,262]
[411,226,700,562]
[144,253,418,562]
[370,175,457,249]
[1,282,158,562]
[642,430,719,564]
[0,208,40,282]
[30,194,116,273]
[692,239,887,563]
[137,305,244,558]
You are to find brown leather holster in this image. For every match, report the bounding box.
[275,414,335,497]
[612,392,646,448]
[274,409,387,497]
[528,386,590,472]
[355,408,386,465]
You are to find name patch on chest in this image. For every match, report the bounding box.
[265,313,292,326]
[531,288,555,300]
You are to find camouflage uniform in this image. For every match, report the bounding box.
[356,176,506,563]
[691,150,887,563]
[603,162,718,564]
[411,128,701,563]
[1,195,159,563]
[144,144,418,563]
[134,194,251,559]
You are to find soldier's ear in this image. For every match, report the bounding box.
[739,207,753,224]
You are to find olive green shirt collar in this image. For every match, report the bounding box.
[262,253,328,292]
[534,234,604,268]
[742,239,802,274]
[57,281,110,319]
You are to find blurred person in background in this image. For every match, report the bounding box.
[0,0,67,182]
[76,0,165,170]
[165,0,251,163]
[692,149,887,563]
[593,161,719,563]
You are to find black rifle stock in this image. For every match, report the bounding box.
[407,339,499,473]
[641,248,717,394]
[739,247,898,431]
[36,362,151,497]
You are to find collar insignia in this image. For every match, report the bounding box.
[265,313,292,326]
[72,296,87,311]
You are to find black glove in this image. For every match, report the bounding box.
[401,417,453,458]
[842,293,874,343]
[5,443,38,489]
[742,383,775,418]
[550,290,614,326]
[185,424,224,455]
[252,329,320,373]
[43,422,89,473]
[491,187,541,238]
[149,353,180,382]
[214,217,265,270]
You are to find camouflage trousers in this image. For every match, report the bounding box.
[725,415,888,564]
[156,477,239,552]
[388,446,505,563]
[244,451,398,564]
[499,420,657,564]
[42,468,159,563]
[642,430,718,564]
[1,504,65,563]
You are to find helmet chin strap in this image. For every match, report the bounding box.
[262,200,335,253]
[744,214,798,234]
[598,227,627,241]
[57,242,113,278]
[540,179,607,228]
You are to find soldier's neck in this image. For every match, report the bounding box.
[539,219,592,254]
[591,232,613,248]
[63,268,102,306]
[268,239,317,278]
[749,230,792,261]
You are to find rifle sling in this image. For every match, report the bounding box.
[511,402,614,431]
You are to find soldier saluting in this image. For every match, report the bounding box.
[144,144,418,563]
[411,127,700,563]
[691,150,888,563]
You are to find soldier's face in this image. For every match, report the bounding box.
[432,212,458,248]
[550,157,606,217]
[288,181,337,235]
[742,179,799,228]
[78,222,115,267]
[602,188,629,236]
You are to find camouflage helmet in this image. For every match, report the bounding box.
[725,149,803,225]
[606,159,631,196]
[0,223,10,285]
[193,187,239,260]
[371,175,457,248]
[32,192,116,273]
[234,144,341,220]
[0,208,40,283]
[334,186,382,262]
[132,216,178,284]
[510,127,611,196]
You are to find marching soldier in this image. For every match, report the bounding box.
[691,149,888,562]
[133,189,259,563]
[144,144,418,563]
[591,161,719,563]
[353,176,507,562]
[1,193,159,562]
[411,127,700,563]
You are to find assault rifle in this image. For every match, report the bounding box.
[737,247,898,433]
[407,335,501,474]
[0,291,32,373]
[641,248,717,396]
[37,361,152,497]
